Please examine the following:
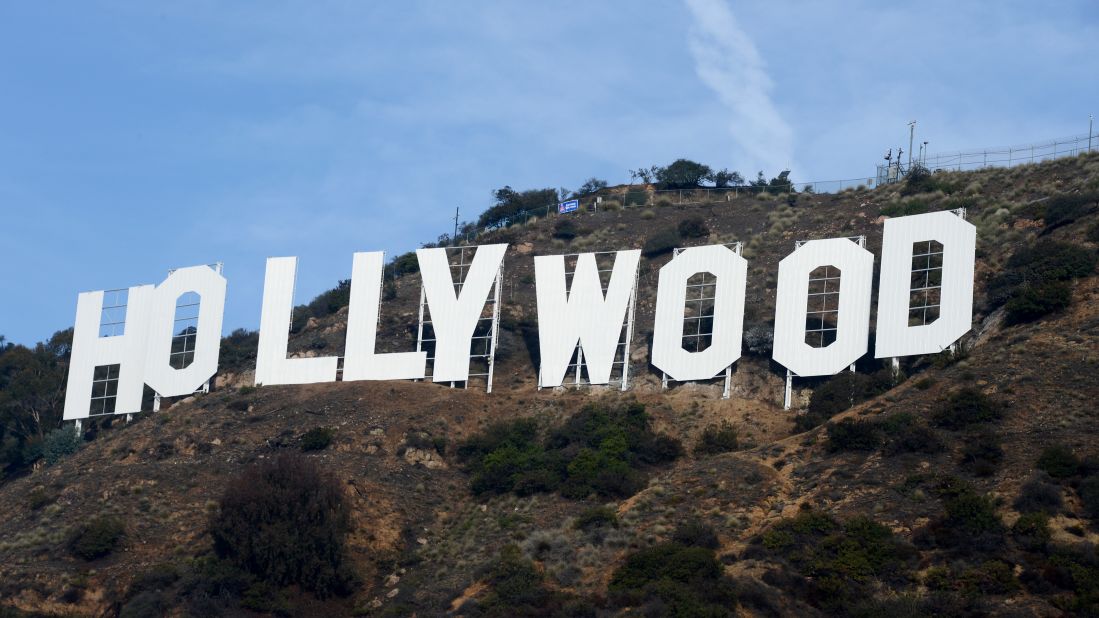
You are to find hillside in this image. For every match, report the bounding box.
[2,153,1099,617]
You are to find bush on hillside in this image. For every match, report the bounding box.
[465,545,588,617]
[677,216,710,239]
[753,509,916,612]
[1013,474,1063,515]
[944,491,1003,536]
[901,164,944,196]
[1004,280,1073,323]
[959,431,1004,476]
[642,227,680,257]
[69,516,125,560]
[42,426,81,465]
[552,218,579,240]
[299,427,334,452]
[931,388,1001,429]
[608,542,737,615]
[210,454,354,597]
[1043,191,1099,231]
[881,412,945,455]
[826,418,881,452]
[694,421,739,455]
[804,370,893,429]
[1078,476,1099,519]
[672,519,720,550]
[573,506,618,531]
[457,401,681,500]
[1011,512,1051,551]
[987,240,1096,324]
[1037,444,1081,479]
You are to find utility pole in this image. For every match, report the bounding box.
[1090,115,1094,153]
[908,120,916,170]
[452,206,459,246]
[922,141,929,166]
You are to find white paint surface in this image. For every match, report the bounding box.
[417,244,507,383]
[535,250,640,387]
[875,210,976,358]
[651,245,747,381]
[255,257,338,385]
[772,238,874,377]
[343,251,427,381]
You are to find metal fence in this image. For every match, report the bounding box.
[450,131,1097,244]
[918,133,1094,173]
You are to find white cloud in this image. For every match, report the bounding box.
[683,0,795,175]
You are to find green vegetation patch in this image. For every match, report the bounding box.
[608,542,737,616]
[752,509,916,612]
[457,401,682,500]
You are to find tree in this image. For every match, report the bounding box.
[629,166,661,185]
[210,454,354,597]
[0,329,72,477]
[767,170,794,194]
[574,177,608,196]
[655,159,713,190]
[477,186,558,228]
[712,169,745,188]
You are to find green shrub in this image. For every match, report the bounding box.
[468,545,583,616]
[608,542,736,615]
[42,426,81,465]
[806,370,893,424]
[26,485,59,510]
[944,491,1002,535]
[671,519,720,549]
[1014,474,1063,514]
[642,227,680,257]
[1088,221,1099,243]
[552,218,579,241]
[1012,512,1051,551]
[299,427,334,452]
[1044,191,1099,231]
[68,516,125,560]
[210,454,353,597]
[1079,476,1099,519]
[1037,444,1081,478]
[458,401,681,500]
[694,421,739,455]
[900,165,939,195]
[826,418,881,452]
[931,388,1001,429]
[988,240,1096,323]
[753,510,915,612]
[880,200,932,217]
[959,431,1004,476]
[881,412,944,455]
[957,560,1018,594]
[573,506,618,531]
[676,216,709,239]
[1005,280,1072,324]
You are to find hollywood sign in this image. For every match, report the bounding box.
[63,210,975,420]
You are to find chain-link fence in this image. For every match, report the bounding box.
[451,131,1098,243]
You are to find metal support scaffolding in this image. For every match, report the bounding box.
[548,251,637,391]
[415,246,503,392]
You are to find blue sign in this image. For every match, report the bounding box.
[558,199,579,214]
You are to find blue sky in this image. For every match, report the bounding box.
[2,0,1097,345]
